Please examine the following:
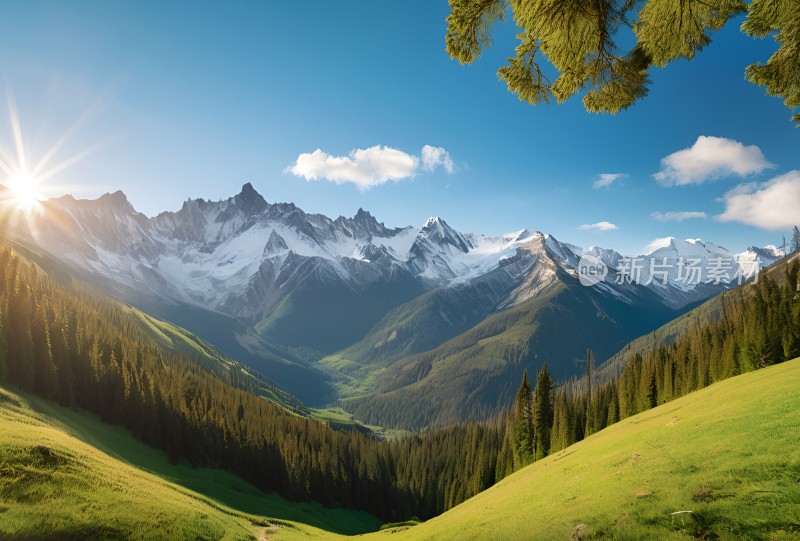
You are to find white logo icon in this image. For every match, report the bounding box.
[578,254,608,286]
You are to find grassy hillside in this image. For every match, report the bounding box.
[275,358,800,540]
[0,385,381,540]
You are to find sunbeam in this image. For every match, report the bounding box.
[0,84,106,214]
[7,87,27,172]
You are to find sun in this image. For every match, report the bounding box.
[3,170,44,211]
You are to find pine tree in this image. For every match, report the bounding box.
[495,416,515,481]
[532,363,553,460]
[32,298,58,399]
[444,0,800,124]
[7,273,34,389]
[585,348,594,398]
[792,226,800,254]
[511,370,534,468]
[549,390,569,453]
[584,348,596,435]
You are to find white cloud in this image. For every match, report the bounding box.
[593,173,627,189]
[577,221,619,231]
[716,170,800,230]
[651,211,707,222]
[285,145,455,189]
[654,136,774,186]
[421,145,454,173]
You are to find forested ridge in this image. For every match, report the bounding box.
[0,244,504,521]
[504,257,800,471]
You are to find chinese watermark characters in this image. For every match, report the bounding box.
[578,255,762,288]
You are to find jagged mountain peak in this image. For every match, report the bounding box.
[264,230,289,256]
[96,190,135,211]
[642,237,731,258]
[419,216,473,253]
[421,216,462,234]
[352,207,381,229]
[512,228,535,242]
[422,216,443,229]
[231,182,268,215]
[582,245,623,268]
[358,242,394,263]
[332,207,397,240]
[743,244,784,259]
[177,195,214,211]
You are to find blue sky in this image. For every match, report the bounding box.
[0,1,798,254]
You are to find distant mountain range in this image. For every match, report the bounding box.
[3,183,783,424]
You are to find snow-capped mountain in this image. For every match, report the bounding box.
[5,183,781,354]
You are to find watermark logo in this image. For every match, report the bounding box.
[578,255,763,288]
[578,254,609,286]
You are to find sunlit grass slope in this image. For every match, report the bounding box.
[0,387,380,540]
[275,358,800,540]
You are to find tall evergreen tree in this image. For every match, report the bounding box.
[549,390,568,453]
[792,226,800,254]
[532,363,553,460]
[584,348,596,436]
[585,348,594,398]
[511,369,534,467]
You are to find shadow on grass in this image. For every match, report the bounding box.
[25,393,381,536]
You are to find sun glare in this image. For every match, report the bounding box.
[0,84,108,216]
[4,170,43,211]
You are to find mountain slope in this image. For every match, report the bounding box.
[323,233,577,397]
[274,357,800,540]
[0,385,380,540]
